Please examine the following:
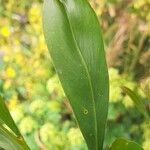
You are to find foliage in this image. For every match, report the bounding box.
[10,97,87,150]
[0,97,30,150]
[43,0,109,150]
[122,86,149,120]
[110,138,143,150]
[0,0,149,150]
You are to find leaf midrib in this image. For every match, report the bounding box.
[59,1,98,149]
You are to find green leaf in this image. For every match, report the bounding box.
[122,86,149,120]
[0,96,20,136]
[0,96,30,150]
[0,124,30,150]
[110,138,144,150]
[43,0,109,150]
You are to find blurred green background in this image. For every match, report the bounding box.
[0,0,150,150]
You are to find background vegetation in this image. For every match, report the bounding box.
[0,0,149,149]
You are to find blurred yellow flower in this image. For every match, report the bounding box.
[40,123,57,143]
[109,68,122,103]
[110,86,122,103]
[142,123,150,139]
[122,95,134,108]
[134,0,145,9]
[29,99,45,116]
[0,26,10,37]
[67,128,83,145]
[109,68,120,81]
[8,94,19,110]
[5,67,16,78]
[48,100,61,112]
[10,105,24,123]
[141,122,150,150]
[141,77,150,98]
[3,79,12,90]
[90,0,105,16]
[28,4,41,23]
[46,75,65,97]
[19,116,37,134]
[38,35,47,52]
[15,53,24,65]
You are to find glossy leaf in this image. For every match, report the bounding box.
[110,138,143,150]
[122,86,149,120]
[43,0,109,150]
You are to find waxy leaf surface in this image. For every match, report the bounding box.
[43,0,109,150]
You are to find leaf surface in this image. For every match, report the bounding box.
[110,138,143,150]
[122,86,149,120]
[0,96,30,150]
[0,96,20,136]
[0,124,30,150]
[43,0,109,150]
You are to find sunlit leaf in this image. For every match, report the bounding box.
[122,86,149,120]
[43,0,109,150]
[0,124,30,150]
[0,96,21,136]
[110,138,143,150]
[0,96,30,150]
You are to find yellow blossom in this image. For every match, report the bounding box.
[67,128,83,145]
[122,95,134,108]
[5,67,16,78]
[0,26,10,37]
[40,123,57,142]
[3,79,12,90]
[10,105,24,123]
[48,100,61,112]
[28,4,41,23]
[8,94,19,110]
[19,116,37,134]
[134,0,145,9]
[15,53,24,65]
